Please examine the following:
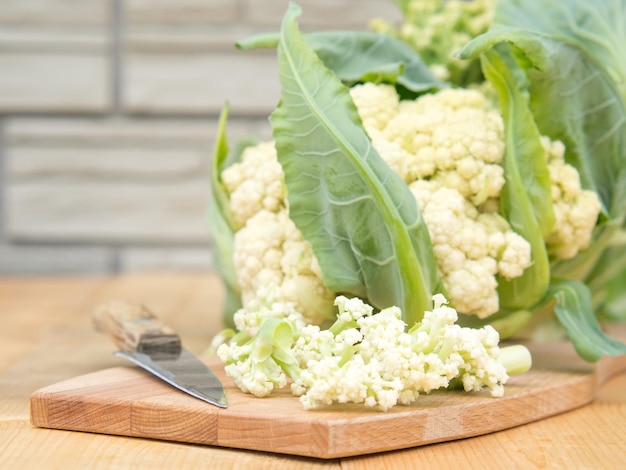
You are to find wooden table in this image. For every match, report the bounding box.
[1,272,625,469]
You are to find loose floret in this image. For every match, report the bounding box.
[217,316,299,397]
[232,284,306,337]
[218,293,531,410]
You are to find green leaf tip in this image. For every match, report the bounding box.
[549,279,626,362]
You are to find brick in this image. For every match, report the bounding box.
[0,244,113,274]
[6,179,212,244]
[242,0,402,29]
[0,0,109,27]
[0,50,110,113]
[123,50,280,116]
[9,147,206,179]
[5,117,271,148]
[119,246,213,272]
[0,0,111,113]
[5,117,270,245]
[127,0,241,26]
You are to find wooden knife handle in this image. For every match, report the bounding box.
[93,299,181,353]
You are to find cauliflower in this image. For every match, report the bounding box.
[217,294,531,411]
[211,0,626,405]
[354,84,530,317]
[217,316,299,397]
[222,145,336,325]
[218,293,529,410]
[371,0,497,84]
[542,137,602,259]
[222,83,598,321]
[221,141,286,229]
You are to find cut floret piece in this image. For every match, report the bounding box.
[218,293,531,410]
[217,316,299,397]
[290,294,530,410]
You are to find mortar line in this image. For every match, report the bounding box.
[0,118,5,240]
[111,0,124,114]
[109,0,124,273]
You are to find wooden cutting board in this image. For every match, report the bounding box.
[30,329,626,459]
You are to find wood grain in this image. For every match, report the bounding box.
[3,273,625,469]
[30,330,626,459]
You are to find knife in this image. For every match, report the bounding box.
[93,299,227,408]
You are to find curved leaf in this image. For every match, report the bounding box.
[238,30,444,97]
[548,279,626,361]
[459,0,626,222]
[479,47,552,310]
[209,104,242,328]
[270,4,442,325]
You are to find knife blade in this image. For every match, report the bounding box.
[93,299,227,408]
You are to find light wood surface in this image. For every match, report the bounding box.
[2,272,626,468]
[29,335,626,459]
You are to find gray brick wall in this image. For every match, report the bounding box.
[0,0,401,275]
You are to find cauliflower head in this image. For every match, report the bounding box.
[221,83,600,323]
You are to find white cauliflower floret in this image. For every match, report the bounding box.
[292,301,409,411]
[353,85,506,207]
[220,347,288,397]
[234,209,335,325]
[410,181,531,318]
[232,284,306,337]
[221,141,286,228]
[291,324,335,367]
[335,295,374,323]
[218,294,529,409]
[291,294,513,411]
[349,82,399,132]
[217,316,299,398]
[542,137,602,259]
[444,263,499,319]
